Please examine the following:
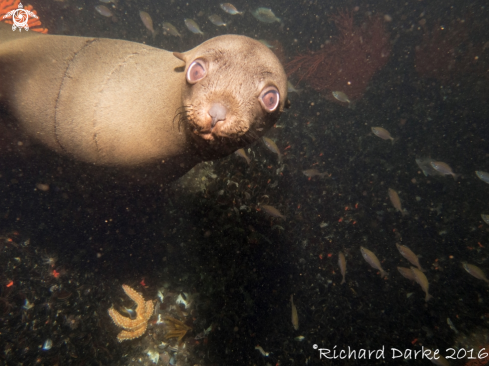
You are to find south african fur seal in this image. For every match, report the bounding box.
[0,22,288,183]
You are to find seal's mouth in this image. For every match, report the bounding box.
[195,121,233,141]
[176,103,249,142]
[173,104,261,153]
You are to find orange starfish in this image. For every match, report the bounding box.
[108,285,154,342]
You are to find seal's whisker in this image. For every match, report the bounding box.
[172,105,192,131]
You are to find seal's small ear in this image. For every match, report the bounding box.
[173,52,187,63]
[285,99,291,109]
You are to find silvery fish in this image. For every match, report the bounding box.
[252,7,281,23]
[360,247,387,278]
[139,11,156,38]
[447,318,459,334]
[388,188,406,216]
[396,244,425,271]
[415,157,439,177]
[290,295,299,330]
[397,266,415,281]
[482,214,489,225]
[162,22,181,37]
[338,251,346,284]
[208,14,227,26]
[332,91,351,103]
[184,18,204,35]
[303,169,327,178]
[476,170,489,184]
[411,267,433,301]
[262,137,281,162]
[430,161,459,179]
[95,5,113,17]
[220,3,243,15]
[235,148,250,165]
[99,0,117,3]
[462,262,489,284]
[287,81,301,94]
[371,127,395,142]
[260,204,286,219]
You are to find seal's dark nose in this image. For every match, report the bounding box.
[208,103,227,128]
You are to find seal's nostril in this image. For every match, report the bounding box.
[208,103,227,128]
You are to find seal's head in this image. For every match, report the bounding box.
[173,35,288,159]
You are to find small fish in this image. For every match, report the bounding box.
[252,7,281,23]
[259,39,275,48]
[397,266,415,281]
[220,3,243,15]
[415,157,439,177]
[388,188,406,216]
[184,18,204,35]
[294,335,305,341]
[287,81,301,94]
[332,91,350,103]
[447,318,459,334]
[338,251,346,284]
[482,214,489,225]
[99,0,117,4]
[430,161,459,179]
[371,127,395,142]
[262,137,281,162]
[462,262,489,284]
[208,14,227,26]
[260,204,286,220]
[235,148,251,165]
[411,267,433,301]
[42,339,52,350]
[139,11,156,38]
[162,22,182,37]
[291,295,299,330]
[396,244,425,271]
[476,170,489,184]
[302,169,327,178]
[95,5,113,17]
[255,345,269,356]
[360,247,387,278]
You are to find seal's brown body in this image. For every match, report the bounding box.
[0,23,287,183]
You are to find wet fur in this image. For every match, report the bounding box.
[0,23,287,182]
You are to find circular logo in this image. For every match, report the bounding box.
[11,8,29,29]
[2,3,38,32]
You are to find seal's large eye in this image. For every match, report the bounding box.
[259,86,280,112]
[187,59,207,84]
